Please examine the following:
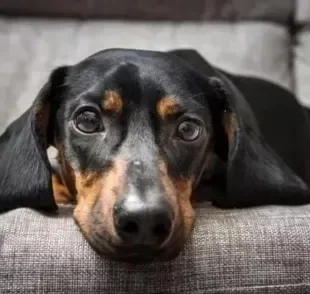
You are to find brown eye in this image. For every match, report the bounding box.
[176,120,201,141]
[74,110,103,134]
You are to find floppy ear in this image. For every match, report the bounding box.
[0,66,69,212]
[168,49,310,207]
[206,76,310,208]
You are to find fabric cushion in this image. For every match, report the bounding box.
[0,18,292,134]
[1,203,310,293]
[295,26,310,107]
[296,0,310,24]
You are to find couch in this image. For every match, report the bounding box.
[0,1,310,293]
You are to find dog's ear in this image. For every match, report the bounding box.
[206,76,310,208]
[169,49,310,207]
[0,66,69,211]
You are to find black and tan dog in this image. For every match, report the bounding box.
[1,49,310,262]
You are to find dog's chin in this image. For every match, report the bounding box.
[79,222,189,263]
[87,242,183,263]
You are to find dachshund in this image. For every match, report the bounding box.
[1,48,310,262]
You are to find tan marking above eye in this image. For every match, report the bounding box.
[157,96,181,119]
[103,90,123,113]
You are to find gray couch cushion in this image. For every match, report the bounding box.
[0,18,292,134]
[296,0,310,24]
[295,26,310,107]
[1,203,310,293]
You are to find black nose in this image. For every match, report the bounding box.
[114,198,173,246]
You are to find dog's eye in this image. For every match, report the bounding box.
[176,120,202,141]
[74,110,103,133]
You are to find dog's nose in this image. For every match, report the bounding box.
[114,197,173,246]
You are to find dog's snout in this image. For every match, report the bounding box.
[114,197,173,246]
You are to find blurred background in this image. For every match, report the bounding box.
[0,0,310,134]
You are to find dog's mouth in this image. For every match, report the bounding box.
[82,229,186,263]
[92,244,183,263]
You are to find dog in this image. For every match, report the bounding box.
[1,49,310,263]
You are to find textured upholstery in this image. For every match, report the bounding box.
[1,203,310,293]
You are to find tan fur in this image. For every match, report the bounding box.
[158,161,195,243]
[223,111,237,145]
[157,96,181,119]
[73,159,127,239]
[103,90,123,113]
[56,143,77,198]
[52,174,73,204]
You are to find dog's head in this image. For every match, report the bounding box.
[0,49,309,262]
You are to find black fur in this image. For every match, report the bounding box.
[0,48,310,211]
[0,66,67,211]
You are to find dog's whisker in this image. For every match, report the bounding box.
[186,91,205,100]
